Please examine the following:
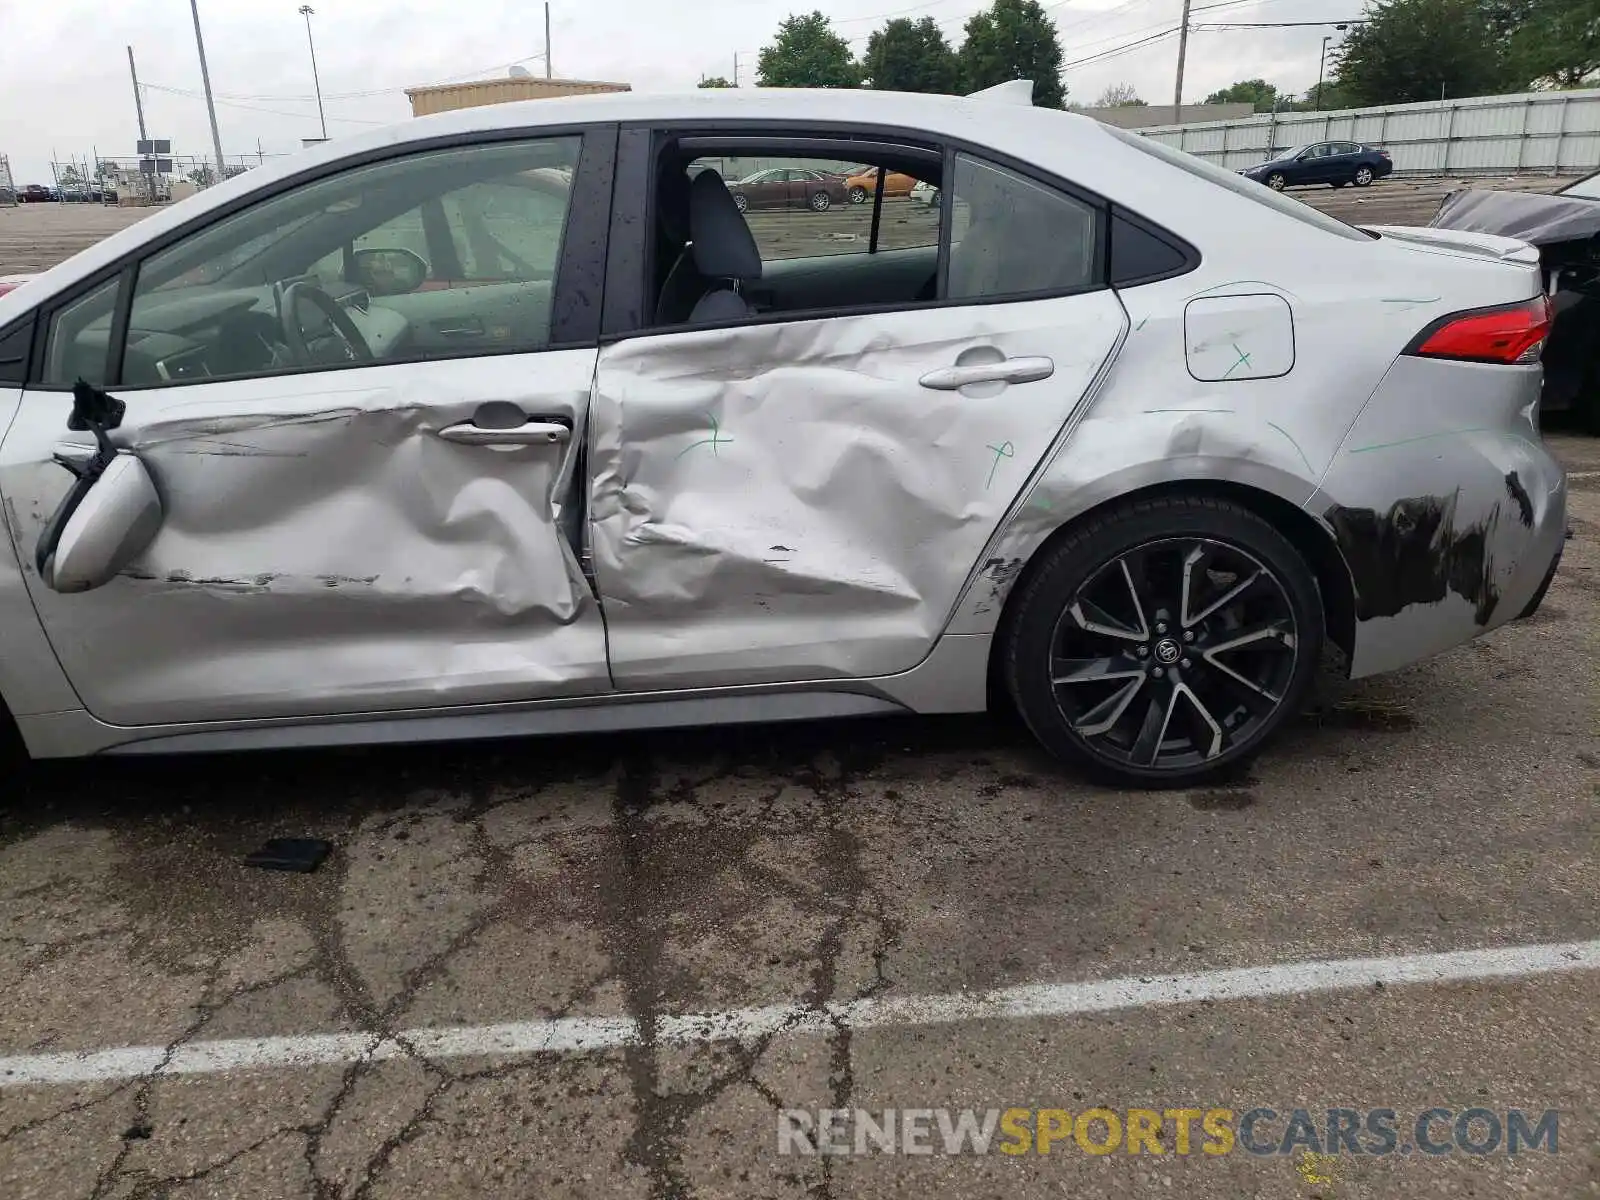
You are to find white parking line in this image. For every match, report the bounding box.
[4,938,1597,1088]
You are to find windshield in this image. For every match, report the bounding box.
[1103,124,1374,241]
[1559,170,1600,200]
[1280,144,1312,161]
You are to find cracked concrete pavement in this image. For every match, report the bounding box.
[0,433,1594,1198]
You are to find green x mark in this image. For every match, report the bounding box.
[677,413,734,459]
[1221,343,1253,379]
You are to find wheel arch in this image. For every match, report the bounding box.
[984,477,1358,707]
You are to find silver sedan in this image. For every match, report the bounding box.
[0,82,1567,787]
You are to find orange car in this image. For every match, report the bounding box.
[842,167,918,204]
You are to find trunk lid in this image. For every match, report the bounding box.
[1361,224,1541,267]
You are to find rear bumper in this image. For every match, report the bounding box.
[1306,356,1567,679]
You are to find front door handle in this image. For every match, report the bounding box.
[437,420,570,447]
[919,356,1055,391]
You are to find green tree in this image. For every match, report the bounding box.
[863,16,960,93]
[1501,0,1600,88]
[698,76,735,88]
[1300,79,1357,110]
[756,12,861,89]
[1332,0,1510,105]
[1203,78,1285,111]
[958,0,1066,108]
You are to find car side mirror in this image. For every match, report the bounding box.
[352,247,428,297]
[38,449,163,593]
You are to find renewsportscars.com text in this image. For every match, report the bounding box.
[777,1106,1560,1157]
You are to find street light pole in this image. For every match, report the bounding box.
[188,0,228,181]
[1316,35,1332,110]
[299,5,328,140]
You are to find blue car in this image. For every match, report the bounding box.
[1239,141,1393,191]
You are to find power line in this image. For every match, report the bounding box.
[142,82,391,124]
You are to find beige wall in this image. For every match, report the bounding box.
[405,77,631,117]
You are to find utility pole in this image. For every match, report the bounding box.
[1172,0,1192,121]
[1316,35,1331,110]
[127,47,154,205]
[544,3,553,78]
[187,0,227,182]
[298,6,328,140]
[733,51,740,86]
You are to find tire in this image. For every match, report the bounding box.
[1266,173,1287,191]
[809,190,831,212]
[733,193,748,213]
[1002,494,1325,789]
[1353,166,1374,186]
[849,185,868,204]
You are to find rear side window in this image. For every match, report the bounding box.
[1109,212,1191,286]
[947,153,1100,300]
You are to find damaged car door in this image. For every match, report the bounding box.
[591,138,1128,689]
[0,130,614,726]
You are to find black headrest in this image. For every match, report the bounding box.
[689,171,762,281]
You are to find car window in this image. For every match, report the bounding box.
[703,154,940,263]
[947,153,1099,300]
[41,275,120,388]
[72,136,580,390]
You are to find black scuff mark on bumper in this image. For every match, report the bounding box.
[1504,471,1534,528]
[1325,490,1502,626]
[970,556,1025,617]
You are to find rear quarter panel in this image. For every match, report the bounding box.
[942,116,1542,635]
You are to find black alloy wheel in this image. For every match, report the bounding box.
[1004,497,1324,787]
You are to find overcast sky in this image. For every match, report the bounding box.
[0,0,1356,183]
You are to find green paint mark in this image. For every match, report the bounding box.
[676,413,733,459]
[1220,343,1253,379]
[1266,421,1315,473]
[1134,316,1149,330]
[985,441,1016,489]
[1380,295,1442,304]
[1184,281,1298,302]
[1144,407,1235,415]
[1347,426,1491,455]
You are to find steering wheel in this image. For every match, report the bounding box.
[278,280,374,366]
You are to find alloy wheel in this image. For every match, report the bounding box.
[849,186,868,204]
[1354,167,1373,186]
[734,193,748,213]
[811,191,831,211]
[1267,173,1286,190]
[1048,537,1300,773]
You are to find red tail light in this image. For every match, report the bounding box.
[1404,295,1551,365]
[1379,150,1391,158]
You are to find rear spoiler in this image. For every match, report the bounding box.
[966,80,1034,105]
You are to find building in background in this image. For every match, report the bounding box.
[405,76,631,117]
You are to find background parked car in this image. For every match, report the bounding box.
[20,184,56,203]
[726,168,848,213]
[909,180,939,207]
[844,167,918,203]
[1239,142,1392,190]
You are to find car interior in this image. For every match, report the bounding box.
[46,141,579,390]
[647,139,947,328]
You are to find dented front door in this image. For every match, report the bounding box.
[0,352,606,725]
[589,294,1128,690]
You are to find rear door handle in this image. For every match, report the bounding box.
[919,356,1055,391]
[438,420,570,447]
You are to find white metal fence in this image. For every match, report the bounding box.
[1136,89,1600,176]
[0,155,15,207]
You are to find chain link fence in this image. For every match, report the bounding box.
[47,155,277,207]
[0,155,16,206]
